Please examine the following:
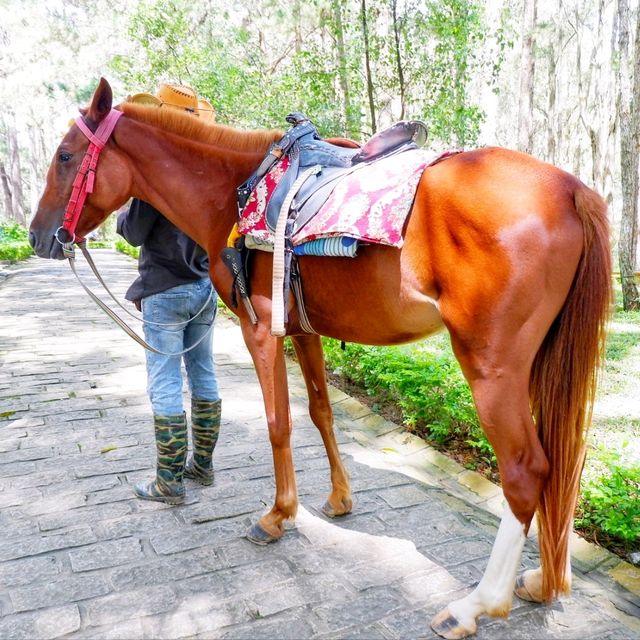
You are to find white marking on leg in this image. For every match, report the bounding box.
[448,505,526,625]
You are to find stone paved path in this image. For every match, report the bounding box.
[0,249,638,640]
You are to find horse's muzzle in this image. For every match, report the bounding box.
[29,229,65,260]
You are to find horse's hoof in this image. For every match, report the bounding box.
[246,522,282,546]
[321,497,352,518]
[431,607,477,640]
[515,573,542,602]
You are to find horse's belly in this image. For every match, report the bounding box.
[377,295,445,344]
[307,293,445,346]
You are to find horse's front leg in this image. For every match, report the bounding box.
[240,319,298,544]
[291,334,352,517]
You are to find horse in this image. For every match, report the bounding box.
[29,78,612,639]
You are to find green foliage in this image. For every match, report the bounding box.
[114,238,139,259]
[0,223,28,242]
[107,0,496,146]
[0,223,33,261]
[576,446,640,545]
[605,330,640,361]
[322,337,493,460]
[0,242,34,261]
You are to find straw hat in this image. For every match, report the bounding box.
[128,83,215,121]
[198,98,216,123]
[156,83,198,113]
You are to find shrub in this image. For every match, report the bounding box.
[114,237,139,259]
[576,446,640,546]
[0,223,33,261]
[0,223,28,242]
[322,338,493,460]
[0,242,33,261]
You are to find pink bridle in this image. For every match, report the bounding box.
[55,109,123,249]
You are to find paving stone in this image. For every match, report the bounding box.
[0,555,62,588]
[38,500,133,533]
[10,573,111,612]
[311,586,406,635]
[218,608,318,640]
[0,486,43,509]
[5,468,71,490]
[145,596,251,638]
[174,559,296,601]
[0,605,81,640]
[84,584,178,627]
[422,536,494,567]
[149,518,249,555]
[0,460,37,478]
[70,618,145,640]
[0,526,97,562]
[1,252,638,639]
[376,483,433,508]
[69,536,144,572]
[243,582,309,617]
[19,492,87,517]
[92,509,181,540]
[109,545,225,591]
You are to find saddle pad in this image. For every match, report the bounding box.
[293,236,358,257]
[238,155,291,243]
[291,149,444,248]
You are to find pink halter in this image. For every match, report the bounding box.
[56,109,123,248]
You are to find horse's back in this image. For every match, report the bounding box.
[294,146,600,346]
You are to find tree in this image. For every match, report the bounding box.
[360,0,377,134]
[616,0,640,310]
[517,0,537,154]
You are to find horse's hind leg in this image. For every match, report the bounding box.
[291,334,352,517]
[515,541,573,602]
[432,345,549,639]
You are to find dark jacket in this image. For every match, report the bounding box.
[116,199,209,302]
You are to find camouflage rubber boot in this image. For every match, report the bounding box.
[184,398,221,486]
[133,413,187,504]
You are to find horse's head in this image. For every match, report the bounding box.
[29,78,132,259]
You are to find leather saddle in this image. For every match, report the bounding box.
[237,113,428,234]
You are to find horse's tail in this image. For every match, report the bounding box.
[529,183,612,602]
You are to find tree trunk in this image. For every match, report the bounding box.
[0,161,13,221]
[6,124,26,225]
[391,0,406,120]
[360,0,377,134]
[546,14,561,164]
[332,0,357,138]
[617,0,640,310]
[517,0,537,154]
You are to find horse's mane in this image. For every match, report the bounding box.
[119,102,283,153]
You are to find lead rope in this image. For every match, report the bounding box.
[64,242,213,356]
[78,243,214,328]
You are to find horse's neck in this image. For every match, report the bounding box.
[117,118,260,249]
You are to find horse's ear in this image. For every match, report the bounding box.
[81,78,113,127]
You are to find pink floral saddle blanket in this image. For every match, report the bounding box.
[237,148,459,256]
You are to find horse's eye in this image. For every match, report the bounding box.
[58,152,72,163]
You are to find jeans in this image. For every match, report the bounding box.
[142,278,219,416]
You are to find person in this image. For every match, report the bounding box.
[117,83,220,505]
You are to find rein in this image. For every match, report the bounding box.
[59,110,214,356]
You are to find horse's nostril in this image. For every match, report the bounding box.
[28,231,36,248]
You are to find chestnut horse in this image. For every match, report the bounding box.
[29,79,611,639]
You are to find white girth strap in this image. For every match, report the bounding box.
[271,165,321,336]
